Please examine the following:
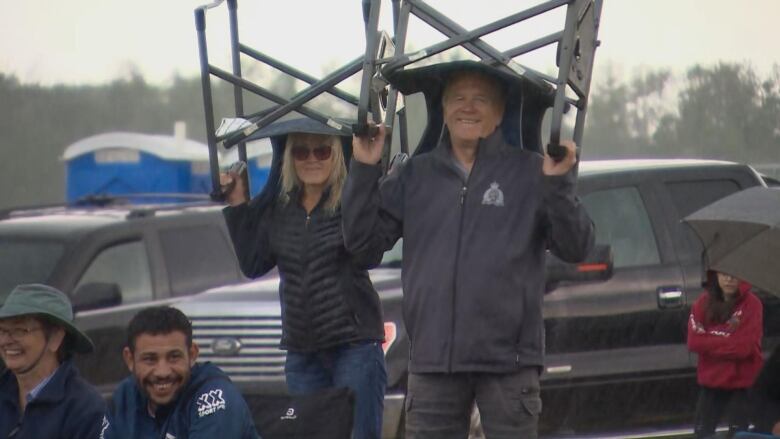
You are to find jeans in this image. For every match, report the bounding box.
[285,341,386,439]
[405,367,541,439]
[694,387,751,439]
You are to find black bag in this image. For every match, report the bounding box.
[252,387,354,439]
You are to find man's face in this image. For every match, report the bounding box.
[443,72,505,147]
[123,331,199,412]
[0,316,63,375]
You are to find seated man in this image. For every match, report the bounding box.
[0,284,106,439]
[102,306,259,439]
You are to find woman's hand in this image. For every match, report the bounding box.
[220,161,249,206]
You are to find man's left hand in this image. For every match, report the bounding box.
[543,140,577,176]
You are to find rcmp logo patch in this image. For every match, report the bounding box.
[482,181,505,206]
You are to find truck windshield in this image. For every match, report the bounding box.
[0,240,65,303]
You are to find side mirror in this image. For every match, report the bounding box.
[72,282,122,312]
[545,244,613,293]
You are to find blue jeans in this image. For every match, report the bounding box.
[285,341,387,439]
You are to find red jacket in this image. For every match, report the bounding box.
[687,281,764,389]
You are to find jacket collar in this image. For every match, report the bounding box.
[286,185,333,213]
[137,363,219,421]
[0,360,74,407]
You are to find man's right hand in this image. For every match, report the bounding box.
[220,163,249,206]
[352,123,386,165]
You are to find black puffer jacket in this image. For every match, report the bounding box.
[223,188,384,352]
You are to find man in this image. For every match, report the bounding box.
[343,61,595,438]
[0,283,105,439]
[102,306,259,439]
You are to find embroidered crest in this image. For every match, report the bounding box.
[481,182,505,206]
[196,389,227,417]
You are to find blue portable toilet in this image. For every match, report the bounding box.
[63,132,210,203]
[219,138,273,197]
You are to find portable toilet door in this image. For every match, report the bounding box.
[63,132,210,203]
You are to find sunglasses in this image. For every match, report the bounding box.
[291,145,332,161]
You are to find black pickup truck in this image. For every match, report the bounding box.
[175,158,778,437]
[0,201,247,392]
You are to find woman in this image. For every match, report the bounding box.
[220,119,386,439]
[688,270,764,438]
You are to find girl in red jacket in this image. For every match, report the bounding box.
[688,270,764,438]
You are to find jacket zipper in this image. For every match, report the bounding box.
[301,207,313,348]
[447,146,480,372]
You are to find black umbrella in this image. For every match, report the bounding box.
[683,186,780,295]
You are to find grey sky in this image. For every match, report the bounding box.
[1,0,778,86]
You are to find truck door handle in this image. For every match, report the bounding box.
[657,287,684,309]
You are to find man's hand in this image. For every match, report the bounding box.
[543,140,577,176]
[220,163,249,206]
[352,123,386,165]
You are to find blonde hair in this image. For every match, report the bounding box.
[279,132,347,214]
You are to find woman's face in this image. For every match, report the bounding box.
[290,134,335,189]
[716,272,740,298]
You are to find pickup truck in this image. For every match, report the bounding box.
[175,158,778,437]
[0,201,246,392]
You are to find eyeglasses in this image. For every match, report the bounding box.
[291,145,332,161]
[0,326,42,340]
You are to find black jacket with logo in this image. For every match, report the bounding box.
[223,189,384,352]
[342,130,595,373]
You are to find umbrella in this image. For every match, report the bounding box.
[683,186,780,295]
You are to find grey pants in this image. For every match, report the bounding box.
[404,367,542,439]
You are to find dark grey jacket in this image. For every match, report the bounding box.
[224,189,385,352]
[342,130,594,373]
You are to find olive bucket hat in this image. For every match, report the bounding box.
[0,284,94,354]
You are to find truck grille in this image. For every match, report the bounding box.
[190,315,286,381]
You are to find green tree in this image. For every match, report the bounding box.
[654,63,780,163]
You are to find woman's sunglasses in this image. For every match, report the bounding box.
[291,145,332,161]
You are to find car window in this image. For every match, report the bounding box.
[380,239,403,267]
[74,240,153,304]
[158,224,240,296]
[581,187,660,268]
[0,240,65,303]
[666,179,741,262]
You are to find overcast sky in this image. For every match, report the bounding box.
[1,0,778,87]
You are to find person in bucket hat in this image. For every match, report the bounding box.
[221,117,387,439]
[0,283,105,439]
[343,60,595,438]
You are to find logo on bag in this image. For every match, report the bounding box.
[280,407,298,420]
[196,389,227,417]
[482,181,504,206]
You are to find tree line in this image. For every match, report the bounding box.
[0,62,778,208]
